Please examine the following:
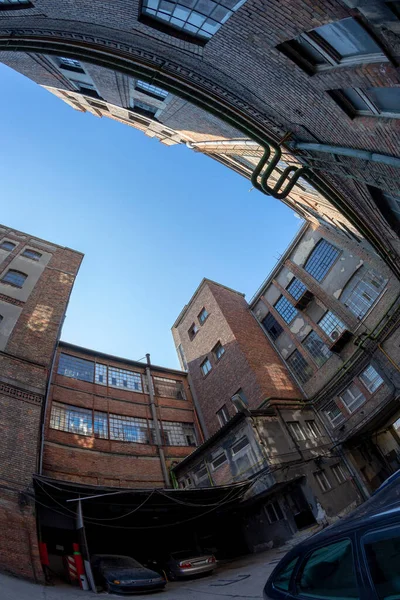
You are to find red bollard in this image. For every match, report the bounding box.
[72,543,85,588]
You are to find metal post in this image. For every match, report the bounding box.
[76,499,97,593]
[146,354,171,487]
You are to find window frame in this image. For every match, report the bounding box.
[261,312,284,341]
[287,421,307,442]
[188,322,199,340]
[0,240,16,252]
[198,307,209,325]
[211,451,227,471]
[302,330,332,367]
[1,269,27,288]
[21,248,42,261]
[305,420,321,439]
[324,400,346,428]
[303,239,340,282]
[213,341,225,361]
[330,87,400,120]
[274,295,298,324]
[331,463,347,484]
[359,365,384,394]
[135,80,169,100]
[340,382,367,413]
[216,404,230,426]
[314,469,332,492]
[286,349,313,385]
[231,436,250,456]
[200,357,212,377]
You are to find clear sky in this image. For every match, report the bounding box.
[0,63,303,369]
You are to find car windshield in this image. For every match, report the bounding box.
[99,556,142,569]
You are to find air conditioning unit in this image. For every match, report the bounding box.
[329,328,353,352]
[294,290,314,310]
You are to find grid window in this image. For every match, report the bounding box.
[141,0,247,41]
[58,353,95,382]
[334,87,400,119]
[341,268,386,320]
[286,350,313,384]
[198,307,209,324]
[132,100,158,117]
[136,80,168,99]
[305,420,321,439]
[161,421,197,446]
[217,404,230,426]
[266,500,284,523]
[331,463,347,484]
[318,311,346,339]
[94,411,108,439]
[58,57,84,72]
[261,313,284,341]
[211,452,227,470]
[1,269,27,288]
[188,322,199,340]
[287,421,306,441]
[360,365,384,393]
[109,414,150,443]
[340,382,366,413]
[213,341,225,360]
[201,358,212,376]
[231,436,249,455]
[287,278,307,300]
[274,296,298,324]
[50,402,93,436]
[303,330,332,367]
[153,376,186,399]
[108,366,143,392]
[324,400,345,427]
[304,239,340,281]
[21,248,42,261]
[95,363,107,385]
[314,470,332,492]
[0,241,16,251]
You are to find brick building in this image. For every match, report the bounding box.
[0,224,83,581]
[0,2,399,271]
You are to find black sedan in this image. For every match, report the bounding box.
[91,554,166,594]
[264,477,400,600]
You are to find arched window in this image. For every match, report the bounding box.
[340,268,387,320]
[0,241,16,252]
[1,269,27,288]
[303,239,340,281]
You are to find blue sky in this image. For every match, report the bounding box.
[0,63,303,369]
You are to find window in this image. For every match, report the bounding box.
[340,382,366,413]
[287,350,313,384]
[177,343,188,370]
[58,353,95,383]
[261,313,283,341]
[95,363,107,385]
[303,331,332,367]
[136,80,168,99]
[140,0,247,42]
[231,436,249,455]
[109,414,150,443]
[304,239,340,281]
[161,421,197,446]
[50,402,93,436]
[272,557,298,592]
[153,376,186,399]
[318,311,346,339]
[298,538,358,598]
[108,366,143,392]
[266,500,284,523]
[0,315,3,324]
[363,526,400,600]
[87,100,109,111]
[213,341,225,360]
[287,421,306,441]
[94,411,108,439]
[188,322,199,340]
[360,365,384,393]
[341,268,387,320]
[70,80,100,99]
[131,100,158,118]
[1,269,27,288]
[332,463,347,484]
[193,463,208,483]
[274,296,298,324]
[0,241,16,251]
[198,307,209,324]
[211,452,227,470]
[279,18,384,74]
[287,278,307,300]
[58,56,84,72]
[21,248,42,261]
[324,400,345,427]
[216,404,230,426]
[201,357,212,376]
[305,420,321,439]
[370,188,400,235]
[314,470,332,492]
[231,388,248,408]
[333,87,400,119]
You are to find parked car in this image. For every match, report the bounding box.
[164,550,217,580]
[263,478,400,600]
[90,554,166,594]
[373,468,400,494]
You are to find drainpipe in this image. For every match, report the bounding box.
[288,142,400,170]
[146,354,170,488]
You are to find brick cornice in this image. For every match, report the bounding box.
[0,293,24,307]
[0,381,43,406]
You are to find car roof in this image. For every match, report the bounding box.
[290,479,400,553]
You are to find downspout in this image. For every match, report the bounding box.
[288,142,400,170]
[146,354,171,488]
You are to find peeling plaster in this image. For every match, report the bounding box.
[292,237,316,266]
[341,268,345,272]
[290,317,305,334]
[340,257,346,261]
[281,348,288,358]
[333,289,342,299]
[356,259,364,269]
[286,271,294,281]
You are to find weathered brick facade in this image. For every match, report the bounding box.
[0,225,83,581]
[172,280,302,435]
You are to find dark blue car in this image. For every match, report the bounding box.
[91,554,166,594]
[264,479,400,600]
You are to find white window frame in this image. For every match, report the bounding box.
[305,420,321,439]
[331,463,347,484]
[340,382,366,413]
[231,436,250,456]
[201,358,212,376]
[211,452,227,471]
[287,421,306,441]
[360,365,384,393]
[314,470,332,492]
[216,404,230,426]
